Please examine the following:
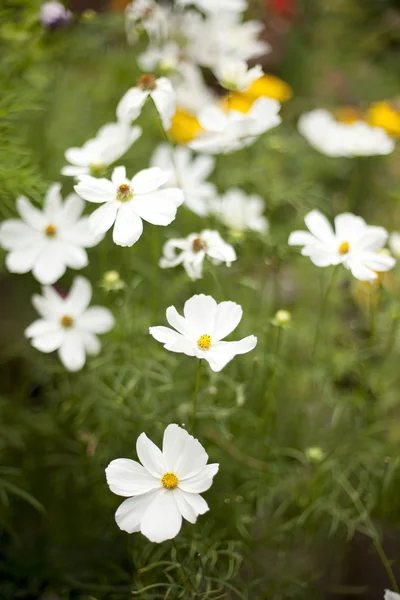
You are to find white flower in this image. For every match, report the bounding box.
[150,144,216,216]
[298,109,395,157]
[214,59,263,92]
[125,0,169,45]
[25,276,114,371]
[0,184,101,285]
[138,41,182,73]
[74,166,184,247]
[160,230,236,279]
[389,232,400,258]
[176,0,248,14]
[173,62,216,115]
[149,294,257,372]
[288,209,396,281]
[189,97,281,154]
[106,423,219,543]
[211,188,269,234]
[61,122,142,178]
[385,591,400,600]
[117,76,176,130]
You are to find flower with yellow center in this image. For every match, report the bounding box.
[105,423,219,543]
[117,75,176,130]
[60,315,74,328]
[220,74,292,114]
[197,334,211,350]
[367,101,400,138]
[45,224,57,237]
[168,108,203,144]
[338,241,350,255]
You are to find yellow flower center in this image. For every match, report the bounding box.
[61,315,74,328]
[45,224,57,237]
[117,183,133,202]
[161,472,178,490]
[197,334,211,350]
[168,108,202,144]
[338,241,350,255]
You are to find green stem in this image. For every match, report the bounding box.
[264,325,283,413]
[151,227,160,318]
[311,266,339,360]
[368,284,381,350]
[338,474,399,593]
[191,360,202,434]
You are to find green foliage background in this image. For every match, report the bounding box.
[1,0,400,598]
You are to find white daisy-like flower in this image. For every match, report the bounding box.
[160,230,236,279]
[298,109,395,157]
[106,423,218,543]
[385,591,400,600]
[74,166,184,248]
[0,184,101,285]
[25,276,114,371]
[173,62,216,115]
[61,122,142,178]
[138,41,182,74]
[389,232,400,258]
[176,0,248,14]
[214,59,263,92]
[125,0,169,45]
[211,188,269,235]
[150,144,216,216]
[149,294,257,372]
[288,209,396,281]
[117,75,176,130]
[189,97,281,154]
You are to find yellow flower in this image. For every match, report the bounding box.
[367,102,400,138]
[168,108,202,144]
[220,74,292,115]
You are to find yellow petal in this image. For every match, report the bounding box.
[168,108,202,144]
[367,102,400,138]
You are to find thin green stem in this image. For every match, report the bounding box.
[191,360,202,434]
[368,284,381,350]
[151,227,160,318]
[311,266,339,360]
[264,325,283,415]
[338,474,399,593]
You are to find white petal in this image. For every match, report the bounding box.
[89,203,119,237]
[30,330,64,353]
[116,87,148,123]
[77,307,115,333]
[112,204,143,247]
[384,591,400,600]
[140,488,182,543]
[304,210,335,242]
[62,244,89,270]
[179,490,209,516]
[63,217,101,247]
[106,458,161,497]
[347,261,378,282]
[334,213,366,241]
[136,433,165,478]
[44,183,62,216]
[115,490,160,533]
[183,294,217,337]
[58,331,87,371]
[32,292,64,320]
[149,326,196,356]
[111,165,127,185]
[173,488,198,524]
[82,332,101,356]
[6,243,45,275]
[74,177,116,204]
[57,194,84,228]
[25,319,59,338]
[32,246,68,285]
[151,78,176,130]
[166,306,192,336]
[178,464,219,493]
[61,165,89,177]
[16,197,46,229]
[288,231,317,247]
[131,168,171,194]
[65,276,92,316]
[162,424,208,478]
[211,301,242,342]
[0,220,39,250]
[134,189,183,226]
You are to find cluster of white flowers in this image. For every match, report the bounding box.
[0,0,398,547]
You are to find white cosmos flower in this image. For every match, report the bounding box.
[61,122,142,178]
[25,276,114,371]
[74,166,184,248]
[0,184,101,285]
[160,230,236,279]
[214,59,263,92]
[150,144,216,216]
[189,97,281,154]
[176,0,248,14]
[117,75,176,130]
[125,0,169,44]
[149,294,257,372]
[211,188,269,235]
[173,62,216,115]
[298,109,395,157]
[288,210,396,281]
[106,423,219,543]
[389,232,400,258]
[138,41,182,74]
[385,591,400,600]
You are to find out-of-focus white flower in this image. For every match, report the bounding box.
[385,591,400,600]
[150,144,216,216]
[138,41,182,74]
[176,0,248,14]
[25,276,114,371]
[160,230,236,279]
[214,59,263,92]
[117,75,176,130]
[288,209,396,281]
[40,1,72,28]
[189,97,281,154]
[61,122,142,178]
[211,188,269,235]
[389,232,400,258]
[74,166,183,247]
[106,423,219,543]
[125,0,169,44]
[298,109,395,157]
[149,294,257,372]
[0,184,101,285]
[173,62,216,115]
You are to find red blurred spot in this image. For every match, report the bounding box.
[268,0,296,19]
